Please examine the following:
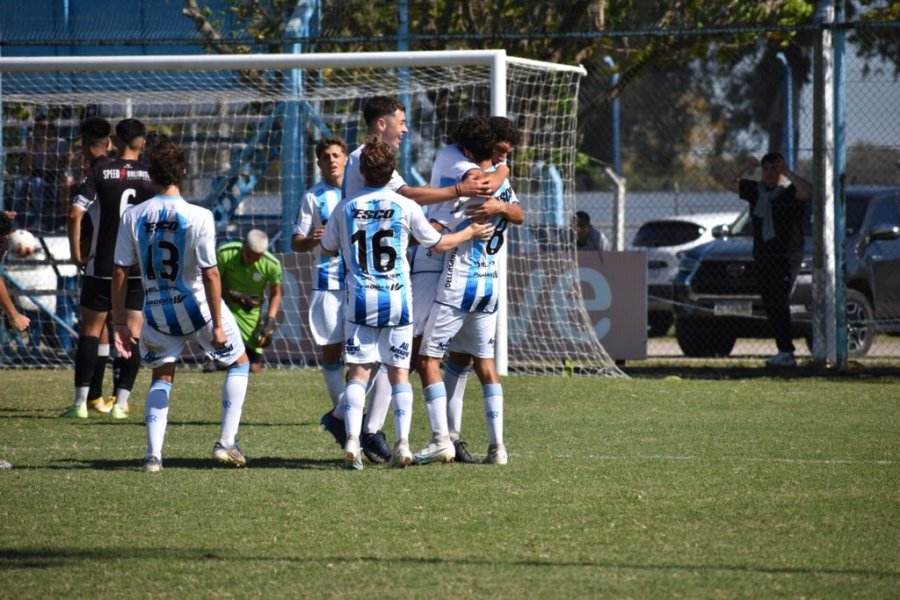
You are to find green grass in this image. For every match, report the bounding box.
[1,369,899,598]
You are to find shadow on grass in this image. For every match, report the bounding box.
[0,413,315,428]
[621,363,900,381]
[24,456,342,471]
[0,547,896,579]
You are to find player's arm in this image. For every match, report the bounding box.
[466,199,524,225]
[319,216,340,257]
[291,193,321,252]
[110,264,135,358]
[400,171,493,207]
[66,204,87,269]
[715,156,759,194]
[0,277,30,333]
[291,229,323,252]
[202,265,227,347]
[266,281,282,321]
[432,221,495,254]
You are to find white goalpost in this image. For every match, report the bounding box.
[0,50,624,376]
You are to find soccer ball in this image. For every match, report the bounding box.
[8,229,37,257]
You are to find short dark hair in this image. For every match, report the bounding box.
[761,152,784,165]
[363,96,405,128]
[575,211,591,225]
[148,140,186,188]
[453,117,496,163]
[488,116,521,147]
[115,118,147,147]
[360,137,395,188]
[80,117,111,146]
[315,136,349,160]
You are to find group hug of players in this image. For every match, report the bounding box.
[57,96,522,472]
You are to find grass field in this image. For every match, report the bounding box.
[1,368,898,598]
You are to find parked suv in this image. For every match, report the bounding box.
[629,212,739,336]
[672,187,900,358]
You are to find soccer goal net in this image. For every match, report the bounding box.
[0,51,623,376]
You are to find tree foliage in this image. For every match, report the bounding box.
[182,0,899,189]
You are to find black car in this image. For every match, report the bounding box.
[672,187,900,358]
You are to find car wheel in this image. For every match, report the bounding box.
[675,317,736,358]
[647,312,674,337]
[845,289,874,358]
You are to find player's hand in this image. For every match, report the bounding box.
[211,325,227,348]
[466,198,504,221]
[72,254,88,270]
[9,312,30,333]
[458,172,492,198]
[469,222,495,241]
[113,323,136,359]
[309,227,324,242]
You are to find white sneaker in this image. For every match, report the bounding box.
[413,436,454,465]
[142,455,163,473]
[212,441,247,467]
[766,352,796,368]
[388,440,413,469]
[344,437,363,471]
[483,444,508,465]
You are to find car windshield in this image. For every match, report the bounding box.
[731,195,870,238]
[632,221,706,247]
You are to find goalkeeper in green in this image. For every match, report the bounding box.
[217,230,283,374]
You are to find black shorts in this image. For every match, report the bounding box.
[247,348,264,365]
[80,276,144,312]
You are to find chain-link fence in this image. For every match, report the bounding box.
[1,2,898,372]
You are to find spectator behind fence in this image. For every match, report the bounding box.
[716,152,813,368]
[575,210,611,251]
[12,118,71,233]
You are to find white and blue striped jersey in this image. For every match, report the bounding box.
[435,174,519,313]
[294,180,345,291]
[320,186,443,328]
[342,144,407,199]
[410,144,480,275]
[114,194,218,335]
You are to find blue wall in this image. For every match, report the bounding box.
[0,0,225,57]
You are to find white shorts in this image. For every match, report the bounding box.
[343,321,414,369]
[139,302,246,369]
[420,303,497,359]
[308,289,344,346]
[411,271,440,337]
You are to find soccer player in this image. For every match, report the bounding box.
[416,121,524,467]
[111,140,251,472]
[291,137,349,446]
[217,229,283,374]
[319,139,494,470]
[441,116,522,463]
[76,118,118,408]
[343,96,494,463]
[60,118,157,420]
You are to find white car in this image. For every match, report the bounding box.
[629,212,740,336]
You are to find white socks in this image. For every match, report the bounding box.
[391,383,413,444]
[219,361,250,447]
[145,380,172,460]
[483,383,504,446]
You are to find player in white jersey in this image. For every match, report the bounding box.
[417,117,523,466]
[344,97,500,462]
[111,141,251,473]
[320,139,494,470]
[291,137,350,449]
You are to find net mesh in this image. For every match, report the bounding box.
[1,55,624,376]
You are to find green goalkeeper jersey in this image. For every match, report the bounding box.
[217,240,283,347]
